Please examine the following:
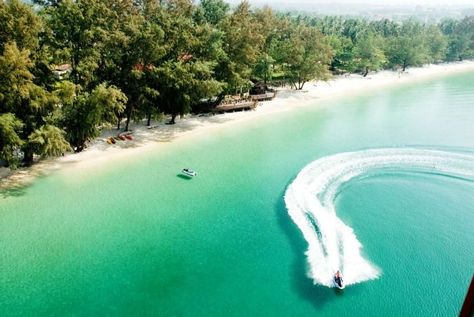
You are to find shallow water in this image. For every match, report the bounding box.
[1,72,473,316]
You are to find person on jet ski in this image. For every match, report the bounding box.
[335,271,342,285]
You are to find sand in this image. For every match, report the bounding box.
[1,61,474,190]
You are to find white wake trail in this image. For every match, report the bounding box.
[284,148,474,287]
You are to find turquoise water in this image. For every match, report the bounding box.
[1,72,473,316]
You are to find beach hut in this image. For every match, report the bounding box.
[51,64,72,80]
[250,82,277,101]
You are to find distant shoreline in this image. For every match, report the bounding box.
[2,61,474,192]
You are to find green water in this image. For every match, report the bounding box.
[1,72,473,316]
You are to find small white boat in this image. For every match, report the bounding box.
[334,271,345,289]
[181,168,197,177]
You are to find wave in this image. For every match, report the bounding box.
[284,148,474,287]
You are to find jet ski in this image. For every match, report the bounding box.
[334,271,345,289]
[181,168,197,177]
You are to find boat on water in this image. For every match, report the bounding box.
[334,270,345,289]
[181,168,197,177]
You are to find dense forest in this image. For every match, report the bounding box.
[1,0,473,167]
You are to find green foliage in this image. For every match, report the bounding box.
[0,0,472,168]
[199,0,229,25]
[370,19,399,38]
[44,0,116,88]
[276,23,333,89]
[62,83,127,149]
[154,60,224,123]
[28,125,71,158]
[327,35,355,73]
[0,42,34,112]
[0,113,23,167]
[0,0,42,52]
[425,25,448,63]
[218,1,264,92]
[385,21,430,71]
[0,41,60,165]
[441,17,474,61]
[353,32,386,76]
[253,53,275,84]
[252,6,280,84]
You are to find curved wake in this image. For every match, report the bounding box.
[284,148,474,287]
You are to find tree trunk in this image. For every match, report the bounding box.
[147,112,152,126]
[291,80,297,90]
[264,68,267,88]
[169,113,177,125]
[21,120,34,166]
[363,67,369,77]
[23,148,34,166]
[297,79,306,90]
[402,61,407,72]
[125,105,133,131]
[117,116,121,130]
[71,48,80,84]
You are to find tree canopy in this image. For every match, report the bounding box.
[0,0,472,167]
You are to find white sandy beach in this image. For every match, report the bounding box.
[1,61,474,190]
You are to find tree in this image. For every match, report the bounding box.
[218,1,264,93]
[154,60,223,124]
[385,21,428,71]
[0,42,59,165]
[370,18,399,38]
[253,53,275,86]
[44,0,166,131]
[425,25,447,63]
[342,18,368,43]
[253,6,279,86]
[61,83,127,151]
[145,1,224,123]
[0,42,34,113]
[199,0,229,26]
[0,113,23,167]
[44,0,108,88]
[353,32,386,77]
[276,23,333,90]
[327,35,355,74]
[0,0,42,52]
[28,125,71,158]
[441,17,474,61]
[0,1,68,166]
[102,8,161,131]
[313,16,345,37]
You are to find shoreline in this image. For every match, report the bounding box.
[1,61,474,192]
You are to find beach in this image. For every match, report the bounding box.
[1,61,474,190]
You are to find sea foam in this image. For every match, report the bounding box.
[284,148,474,287]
